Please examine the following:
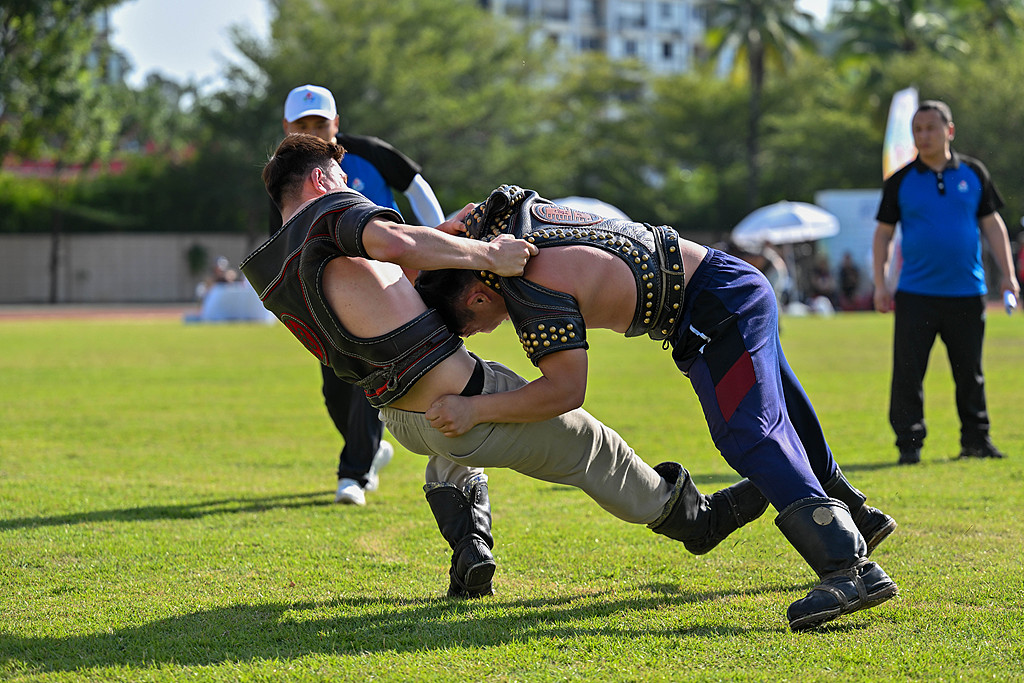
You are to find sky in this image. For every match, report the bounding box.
[109,0,831,90]
[109,0,271,90]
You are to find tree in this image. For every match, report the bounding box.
[958,0,1024,33]
[701,0,816,211]
[0,0,122,160]
[648,69,748,236]
[112,73,203,157]
[1,0,127,302]
[209,0,571,217]
[536,53,661,221]
[830,0,970,60]
[757,57,881,202]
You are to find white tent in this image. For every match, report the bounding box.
[184,281,276,324]
[731,201,839,249]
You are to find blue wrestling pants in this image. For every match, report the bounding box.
[669,249,838,510]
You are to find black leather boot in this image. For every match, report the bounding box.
[822,470,897,555]
[776,497,898,631]
[648,462,769,554]
[425,482,496,598]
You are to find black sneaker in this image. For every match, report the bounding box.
[958,443,1007,459]
[898,448,921,465]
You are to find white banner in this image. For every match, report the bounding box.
[882,87,918,180]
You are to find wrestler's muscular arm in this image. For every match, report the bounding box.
[426,348,589,437]
[361,207,537,276]
[427,247,614,436]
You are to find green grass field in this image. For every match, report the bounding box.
[1,311,1022,682]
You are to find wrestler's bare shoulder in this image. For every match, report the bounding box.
[387,347,479,412]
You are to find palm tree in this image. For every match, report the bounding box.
[702,0,815,211]
[953,0,1022,34]
[831,0,969,59]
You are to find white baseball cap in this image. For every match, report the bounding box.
[283,84,337,122]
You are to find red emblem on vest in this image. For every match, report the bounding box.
[532,204,602,226]
[282,315,328,363]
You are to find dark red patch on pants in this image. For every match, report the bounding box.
[716,350,755,422]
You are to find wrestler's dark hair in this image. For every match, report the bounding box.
[415,268,478,336]
[262,133,346,212]
[916,99,953,125]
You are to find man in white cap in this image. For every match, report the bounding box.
[271,84,447,506]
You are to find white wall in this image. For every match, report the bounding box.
[0,233,260,304]
[816,189,882,296]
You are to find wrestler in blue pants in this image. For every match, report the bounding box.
[670,249,898,630]
[671,249,837,511]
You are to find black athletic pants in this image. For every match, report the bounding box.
[321,364,383,484]
[889,291,989,452]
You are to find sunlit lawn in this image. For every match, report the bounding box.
[1,310,1021,681]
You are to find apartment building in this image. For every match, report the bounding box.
[480,0,707,73]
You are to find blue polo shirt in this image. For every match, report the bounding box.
[876,151,1003,297]
[336,133,420,212]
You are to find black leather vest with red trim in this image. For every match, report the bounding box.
[240,190,463,406]
[462,185,685,365]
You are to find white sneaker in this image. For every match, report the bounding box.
[364,441,394,492]
[334,478,366,505]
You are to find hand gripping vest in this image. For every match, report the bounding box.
[240,190,463,407]
[463,185,686,365]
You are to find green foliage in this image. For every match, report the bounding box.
[540,54,662,220]
[758,57,883,201]
[214,0,566,214]
[110,75,204,157]
[0,173,55,231]
[830,0,971,62]
[649,71,749,233]
[704,0,817,78]
[700,0,818,210]
[0,313,1022,680]
[0,0,122,162]
[4,0,1024,243]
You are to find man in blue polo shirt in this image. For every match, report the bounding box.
[872,100,1019,465]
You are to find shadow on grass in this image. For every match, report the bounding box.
[838,457,968,474]
[0,492,331,533]
[0,584,795,673]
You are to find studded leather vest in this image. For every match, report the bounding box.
[463,184,685,365]
[240,190,463,407]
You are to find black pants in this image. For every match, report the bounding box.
[321,364,383,484]
[890,292,989,451]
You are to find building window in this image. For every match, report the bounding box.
[541,0,569,20]
[617,0,646,29]
[580,0,600,22]
[502,0,529,17]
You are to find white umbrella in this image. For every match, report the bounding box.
[731,201,839,249]
[552,196,631,221]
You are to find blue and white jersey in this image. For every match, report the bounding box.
[877,152,1004,297]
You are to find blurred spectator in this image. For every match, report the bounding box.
[808,254,837,309]
[838,251,863,310]
[196,256,238,300]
